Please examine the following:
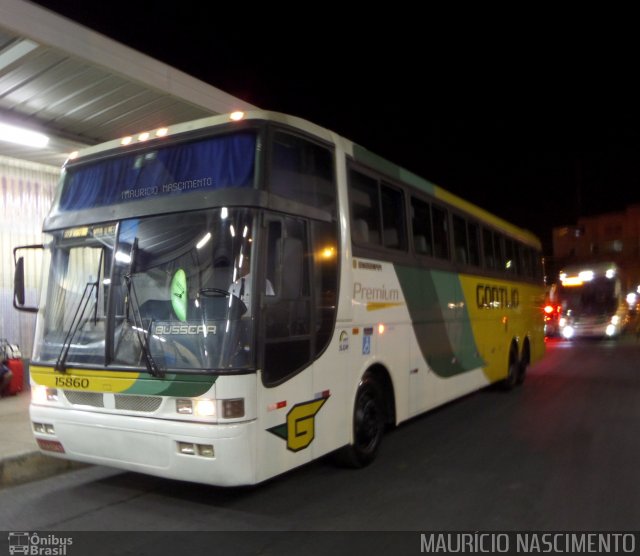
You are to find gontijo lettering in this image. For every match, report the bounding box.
[476,283,519,309]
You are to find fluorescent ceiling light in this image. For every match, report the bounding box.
[0,122,50,148]
[0,40,39,72]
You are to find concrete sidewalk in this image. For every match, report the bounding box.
[0,390,84,488]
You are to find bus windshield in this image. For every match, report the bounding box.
[34,208,257,372]
[559,278,618,317]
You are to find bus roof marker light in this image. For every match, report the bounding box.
[230,111,245,121]
[121,136,133,146]
[155,127,169,137]
[138,132,150,142]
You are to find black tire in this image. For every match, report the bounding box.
[501,351,519,391]
[335,375,385,468]
[516,354,528,385]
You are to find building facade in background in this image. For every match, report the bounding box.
[552,204,640,293]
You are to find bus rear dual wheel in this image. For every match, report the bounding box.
[503,351,527,390]
[335,375,385,468]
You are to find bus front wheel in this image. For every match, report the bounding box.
[335,375,385,468]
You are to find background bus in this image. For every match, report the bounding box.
[14,110,545,486]
[556,262,628,338]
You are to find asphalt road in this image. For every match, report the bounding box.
[2,335,639,553]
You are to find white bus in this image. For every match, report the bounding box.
[15,111,545,486]
[557,262,628,338]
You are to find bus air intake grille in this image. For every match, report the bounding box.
[114,394,162,412]
[64,391,104,408]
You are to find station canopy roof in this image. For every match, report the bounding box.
[0,0,257,168]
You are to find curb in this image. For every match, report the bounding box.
[0,451,88,489]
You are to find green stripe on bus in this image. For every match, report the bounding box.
[395,266,484,377]
[123,373,217,396]
[352,144,436,196]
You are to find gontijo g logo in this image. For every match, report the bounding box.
[267,393,330,452]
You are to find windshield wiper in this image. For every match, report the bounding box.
[123,240,164,378]
[55,280,97,373]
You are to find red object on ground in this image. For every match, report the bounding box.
[5,357,24,395]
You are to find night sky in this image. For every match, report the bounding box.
[30,2,640,253]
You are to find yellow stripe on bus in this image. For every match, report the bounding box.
[30,365,140,392]
[366,302,405,311]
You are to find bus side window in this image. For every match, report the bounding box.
[381,183,406,250]
[483,228,496,270]
[349,169,381,245]
[411,197,433,256]
[452,214,468,265]
[432,205,450,260]
[518,244,533,279]
[503,237,518,274]
[271,132,336,217]
[262,216,312,385]
[468,221,480,267]
[312,220,338,358]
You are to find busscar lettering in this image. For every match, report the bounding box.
[476,283,519,309]
[154,324,217,336]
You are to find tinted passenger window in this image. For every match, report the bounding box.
[350,170,381,245]
[483,228,497,270]
[453,215,468,265]
[468,222,480,267]
[381,184,406,250]
[411,197,433,256]
[503,237,518,274]
[432,205,450,260]
[271,132,335,216]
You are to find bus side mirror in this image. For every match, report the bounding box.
[14,257,26,306]
[13,245,43,313]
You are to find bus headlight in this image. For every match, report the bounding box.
[606,324,616,337]
[562,325,575,339]
[194,399,216,418]
[32,385,58,403]
[176,398,218,417]
[175,398,244,419]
